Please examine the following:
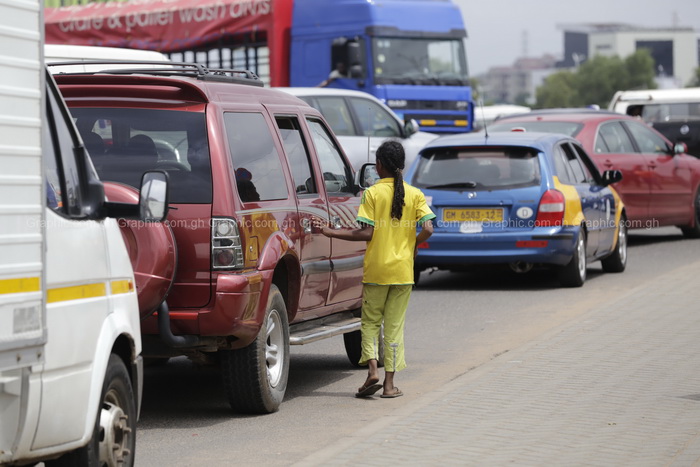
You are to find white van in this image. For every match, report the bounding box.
[45,43,171,73]
[1,2,167,466]
[608,87,700,158]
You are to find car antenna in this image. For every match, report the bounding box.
[479,98,489,142]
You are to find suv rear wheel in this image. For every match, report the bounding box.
[220,284,290,414]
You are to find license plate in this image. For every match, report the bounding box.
[443,208,504,222]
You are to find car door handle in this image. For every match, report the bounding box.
[603,159,614,168]
[300,218,312,234]
[648,161,657,169]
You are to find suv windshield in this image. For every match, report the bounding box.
[413,147,541,191]
[70,108,212,204]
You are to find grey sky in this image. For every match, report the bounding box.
[454,0,700,76]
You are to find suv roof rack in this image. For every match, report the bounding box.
[47,61,264,87]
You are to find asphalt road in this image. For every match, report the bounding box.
[134,226,698,466]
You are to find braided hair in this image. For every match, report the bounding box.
[376,140,405,220]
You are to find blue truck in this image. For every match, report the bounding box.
[45,0,474,133]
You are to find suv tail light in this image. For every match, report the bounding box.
[535,189,565,227]
[212,218,244,269]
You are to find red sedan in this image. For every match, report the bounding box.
[489,109,700,237]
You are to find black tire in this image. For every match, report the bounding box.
[48,354,137,467]
[220,284,290,414]
[558,228,587,287]
[413,266,421,287]
[344,327,385,368]
[602,214,628,272]
[680,188,700,238]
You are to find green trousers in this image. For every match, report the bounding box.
[360,284,412,372]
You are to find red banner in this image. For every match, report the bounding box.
[45,0,274,52]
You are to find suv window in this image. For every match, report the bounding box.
[70,108,213,204]
[224,112,289,202]
[306,118,354,194]
[275,116,317,195]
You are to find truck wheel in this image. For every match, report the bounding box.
[47,354,136,467]
[220,284,290,414]
[558,228,587,287]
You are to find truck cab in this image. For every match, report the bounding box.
[290,0,474,133]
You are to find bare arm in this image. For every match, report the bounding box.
[321,223,374,242]
[414,220,434,256]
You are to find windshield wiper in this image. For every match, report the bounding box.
[424,181,478,189]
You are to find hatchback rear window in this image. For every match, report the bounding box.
[489,121,582,137]
[413,147,541,191]
[70,108,212,204]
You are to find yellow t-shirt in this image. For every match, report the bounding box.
[357,178,435,285]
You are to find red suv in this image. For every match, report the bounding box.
[54,63,369,414]
[489,109,700,237]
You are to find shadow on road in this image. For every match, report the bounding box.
[138,352,358,427]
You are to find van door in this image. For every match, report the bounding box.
[305,118,364,306]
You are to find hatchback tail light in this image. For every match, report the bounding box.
[212,218,244,269]
[535,189,565,227]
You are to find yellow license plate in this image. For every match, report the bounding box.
[443,208,504,222]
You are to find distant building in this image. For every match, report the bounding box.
[557,23,699,88]
[476,55,558,106]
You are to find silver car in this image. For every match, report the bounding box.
[276,87,438,170]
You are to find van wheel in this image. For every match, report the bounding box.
[558,229,586,287]
[602,214,628,272]
[344,326,384,368]
[48,354,137,467]
[681,188,700,238]
[220,284,290,414]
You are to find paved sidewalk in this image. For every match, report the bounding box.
[296,260,700,466]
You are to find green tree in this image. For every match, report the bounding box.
[535,71,577,108]
[535,49,657,108]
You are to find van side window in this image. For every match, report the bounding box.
[306,118,354,194]
[44,75,83,216]
[275,116,317,195]
[224,112,289,202]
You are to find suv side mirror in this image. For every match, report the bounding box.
[357,163,379,189]
[139,171,169,222]
[602,169,623,186]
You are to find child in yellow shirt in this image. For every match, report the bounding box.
[322,140,435,398]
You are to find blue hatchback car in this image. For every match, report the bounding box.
[407,131,627,287]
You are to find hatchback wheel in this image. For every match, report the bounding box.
[602,214,628,273]
[558,229,586,287]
